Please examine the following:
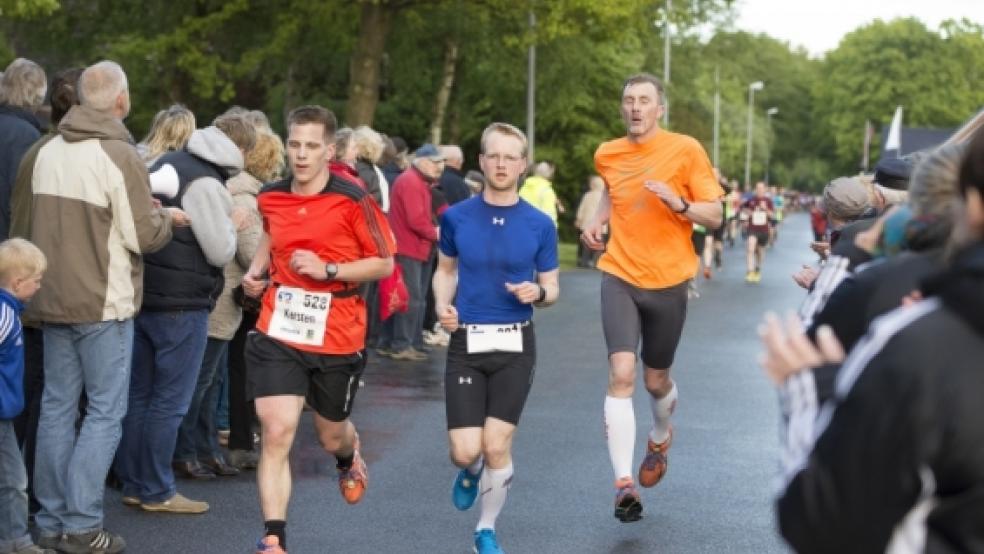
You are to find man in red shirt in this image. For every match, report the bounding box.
[741,181,774,283]
[242,105,395,553]
[377,143,445,361]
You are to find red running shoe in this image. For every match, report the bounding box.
[638,425,673,488]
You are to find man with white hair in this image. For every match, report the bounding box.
[438,145,471,206]
[0,58,47,241]
[26,60,183,554]
[519,161,559,227]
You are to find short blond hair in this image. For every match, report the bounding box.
[0,238,46,286]
[352,126,385,164]
[246,130,286,183]
[480,122,528,157]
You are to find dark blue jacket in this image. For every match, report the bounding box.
[0,106,43,241]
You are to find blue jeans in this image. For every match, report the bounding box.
[0,420,32,552]
[34,320,133,536]
[174,338,229,462]
[215,353,229,431]
[116,310,208,503]
[387,255,427,351]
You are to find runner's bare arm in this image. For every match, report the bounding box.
[290,249,392,282]
[242,232,271,297]
[644,181,723,229]
[433,252,459,332]
[332,256,393,282]
[581,185,611,250]
[684,200,724,229]
[535,269,560,307]
[505,268,559,307]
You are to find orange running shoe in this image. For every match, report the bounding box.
[613,477,643,523]
[337,440,368,505]
[703,267,712,280]
[638,425,673,488]
[256,535,286,553]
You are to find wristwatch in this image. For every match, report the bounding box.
[675,197,690,214]
[535,284,547,303]
[325,263,338,280]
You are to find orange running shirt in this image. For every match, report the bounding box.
[255,174,396,355]
[594,131,723,289]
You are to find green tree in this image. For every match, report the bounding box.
[815,17,984,174]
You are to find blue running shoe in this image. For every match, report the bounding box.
[473,528,504,554]
[452,466,482,511]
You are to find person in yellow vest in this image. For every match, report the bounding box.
[519,161,558,227]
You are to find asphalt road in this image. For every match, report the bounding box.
[101,213,816,554]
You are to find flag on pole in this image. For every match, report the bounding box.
[862,119,873,171]
[884,106,903,157]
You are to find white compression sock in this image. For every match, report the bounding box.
[467,457,484,476]
[476,463,513,531]
[648,382,678,444]
[604,396,635,481]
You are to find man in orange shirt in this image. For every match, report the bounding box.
[242,105,396,553]
[582,73,723,523]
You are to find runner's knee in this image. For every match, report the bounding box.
[449,432,482,466]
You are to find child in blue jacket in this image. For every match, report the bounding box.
[0,238,48,554]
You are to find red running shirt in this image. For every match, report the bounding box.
[255,174,395,355]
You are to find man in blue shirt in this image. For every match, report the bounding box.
[433,122,559,554]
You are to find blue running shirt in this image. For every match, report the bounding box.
[439,196,559,324]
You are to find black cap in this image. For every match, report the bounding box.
[874,157,913,190]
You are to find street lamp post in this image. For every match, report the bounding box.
[663,0,671,127]
[765,106,778,185]
[744,81,764,190]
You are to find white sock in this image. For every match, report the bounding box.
[467,456,484,477]
[604,396,635,481]
[648,382,678,444]
[476,463,513,531]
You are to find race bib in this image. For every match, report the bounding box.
[466,323,524,354]
[752,211,768,226]
[267,286,331,346]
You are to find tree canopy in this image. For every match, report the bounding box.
[2,2,982,239]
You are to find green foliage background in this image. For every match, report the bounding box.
[2,1,982,240]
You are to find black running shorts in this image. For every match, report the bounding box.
[444,323,537,429]
[749,229,770,246]
[600,273,688,369]
[245,331,365,422]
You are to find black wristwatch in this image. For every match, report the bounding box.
[535,284,547,303]
[325,263,338,280]
[675,197,690,214]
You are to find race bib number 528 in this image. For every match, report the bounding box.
[267,286,331,346]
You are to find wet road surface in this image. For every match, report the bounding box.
[100,214,818,553]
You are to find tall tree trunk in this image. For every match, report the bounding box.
[345,1,394,128]
[428,38,459,145]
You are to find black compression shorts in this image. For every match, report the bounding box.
[444,323,537,429]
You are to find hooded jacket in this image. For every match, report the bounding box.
[25,105,173,324]
[0,105,44,240]
[143,127,240,311]
[778,243,984,553]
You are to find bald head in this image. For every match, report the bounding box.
[79,61,129,117]
[439,145,463,169]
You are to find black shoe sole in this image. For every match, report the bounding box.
[614,496,643,523]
